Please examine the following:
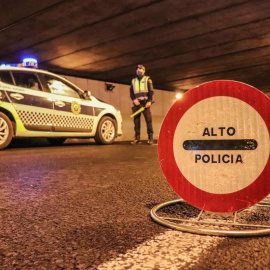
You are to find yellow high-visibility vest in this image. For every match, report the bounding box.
[132,76,149,94]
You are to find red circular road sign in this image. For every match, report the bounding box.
[158,80,270,213]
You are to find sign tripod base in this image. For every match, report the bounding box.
[150,198,270,237]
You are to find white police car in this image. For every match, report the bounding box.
[0,63,122,149]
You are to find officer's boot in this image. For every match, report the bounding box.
[131,134,142,145]
[147,133,153,145]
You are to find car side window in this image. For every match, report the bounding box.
[12,72,41,91]
[44,75,80,99]
[0,71,14,85]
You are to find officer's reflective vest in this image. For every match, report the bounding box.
[132,76,149,100]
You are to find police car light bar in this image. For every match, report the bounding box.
[0,63,22,67]
[0,58,38,69]
[22,58,38,68]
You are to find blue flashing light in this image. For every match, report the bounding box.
[0,63,21,67]
[0,58,38,69]
[22,58,38,68]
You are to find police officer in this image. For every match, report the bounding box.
[27,78,39,90]
[130,64,154,145]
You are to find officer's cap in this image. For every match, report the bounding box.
[136,64,145,71]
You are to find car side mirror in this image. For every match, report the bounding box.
[84,90,91,100]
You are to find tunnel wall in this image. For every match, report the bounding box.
[63,75,270,141]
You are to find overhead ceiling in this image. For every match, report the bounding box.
[1,0,270,93]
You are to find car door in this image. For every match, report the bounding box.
[42,74,95,133]
[7,71,55,132]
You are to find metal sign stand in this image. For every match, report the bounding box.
[151,198,270,237]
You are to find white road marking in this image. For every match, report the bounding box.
[97,230,219,269]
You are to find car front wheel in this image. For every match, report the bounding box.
[0,112,13,150]
[94,116,116,145]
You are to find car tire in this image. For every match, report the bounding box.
[0,112,13,150]
[94,116,116,145]
[47,138,66,145]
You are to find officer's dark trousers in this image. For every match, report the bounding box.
[132,101,153,136]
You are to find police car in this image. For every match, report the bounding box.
[0,59,122,149]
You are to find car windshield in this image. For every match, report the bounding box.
[46,77,80,99]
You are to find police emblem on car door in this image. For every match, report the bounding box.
[44,75,95,133]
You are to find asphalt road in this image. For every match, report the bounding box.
[0,139,269,270]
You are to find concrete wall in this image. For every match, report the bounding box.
[62,75,179,141]
[62,74,270,142]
